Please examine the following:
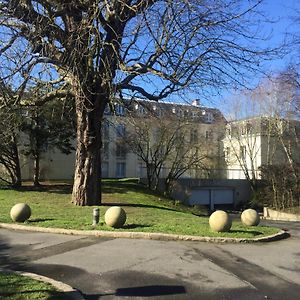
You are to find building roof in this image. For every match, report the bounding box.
[105,98,225,124]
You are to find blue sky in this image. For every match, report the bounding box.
[261,0,299,70]
[209,0,300,116]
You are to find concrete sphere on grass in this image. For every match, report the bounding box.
[241,209,260,226]
[10,203,31,222]
[105,206,126,228]
[209,210,232,232]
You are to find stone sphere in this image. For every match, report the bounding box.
[209,210,232,232]
[241,209,260,226]
[10,203,31,222]
[105,206,126,228]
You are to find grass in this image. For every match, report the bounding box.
[0,179,279,238]
[0,272,73,300]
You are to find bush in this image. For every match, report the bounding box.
[260,164,300,210]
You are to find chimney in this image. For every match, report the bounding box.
[192,99,201,107]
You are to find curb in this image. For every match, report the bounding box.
[0,222,288,243]
[263,207,300,222]
[0,268,85,300]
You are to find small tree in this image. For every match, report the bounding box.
[260,164,300,210]
[123,106,214,193]
[21,97,76,186]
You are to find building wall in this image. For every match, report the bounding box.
[156,178,252,208]
[20,100,225,181]
[223,117,300,180]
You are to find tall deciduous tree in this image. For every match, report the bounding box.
[0,0,277,205]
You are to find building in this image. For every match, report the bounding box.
[223,116,300,180]
[21,99,225,181]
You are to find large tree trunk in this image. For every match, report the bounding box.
[71,94,104,206]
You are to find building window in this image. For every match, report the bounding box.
[225,147,230,159]
[116,162,126,178]
[102,141,109,159]
[102,121,109,139]
[138,105,146,115]
[191,110,198,118]
[137,163,145,178]
[246,122,252,134]
[116,123,126,138]
[240,146,246,160]
[177,109,183,117]
[115,104,125,116]
[205,131,209,139]
[190,129,198,143]
[102,162,109,178]
[205,112,213,123]
[226,127,231,136]
[116,142,126,159]
[205,130,212,139]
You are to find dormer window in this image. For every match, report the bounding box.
[115,104,125,116]
[138,105,145,115]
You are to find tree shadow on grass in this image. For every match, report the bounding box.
[122,224,152,230]
[28,218,55,223]
[4,184,73,195]
[101,202,179,212]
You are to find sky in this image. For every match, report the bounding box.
[189,0,300,113]
[1,0,299,116]
[260,0,299,70]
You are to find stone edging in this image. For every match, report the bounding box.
[0,268,85,300]
[0,222,288,243]
[263,207,300,222]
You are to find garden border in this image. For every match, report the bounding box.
[0,222,288,243]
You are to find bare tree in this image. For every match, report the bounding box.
[123,112,177,190]
[224,72,300,206]
[0,0,277,205]
[122,104,218,194]
[0,107,22,186]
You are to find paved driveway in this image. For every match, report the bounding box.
[0,220,299,300]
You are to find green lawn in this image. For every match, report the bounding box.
[0,272,73,300]
[0,179,279,238]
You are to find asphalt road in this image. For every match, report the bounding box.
[0,220,299,300]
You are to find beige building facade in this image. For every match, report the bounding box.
[20,99,225,181]
[223,116,300,180]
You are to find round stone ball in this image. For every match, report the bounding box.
[209,210,232,232]
[241,209,260,226]
[105,206,126,228]
[10,203,31,222]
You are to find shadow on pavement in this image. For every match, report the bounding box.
[85,285,186,299]
[0,236,27,270]
[116,285,186,297]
